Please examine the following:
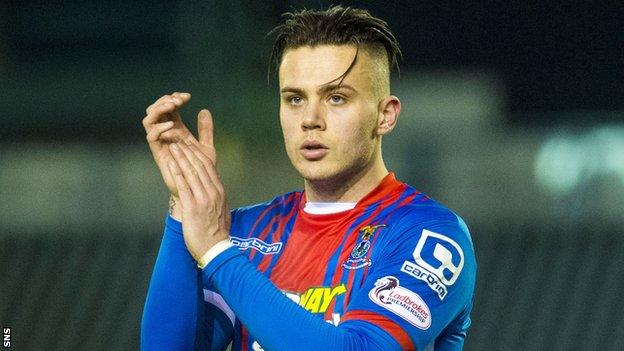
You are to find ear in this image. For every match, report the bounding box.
[376,95,401,136]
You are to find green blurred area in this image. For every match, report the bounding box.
[1,2,624,350]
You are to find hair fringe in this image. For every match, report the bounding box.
[266,5,402,86]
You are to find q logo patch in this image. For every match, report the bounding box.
[401,229,464,300]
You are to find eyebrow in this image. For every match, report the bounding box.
[280,84,358,95]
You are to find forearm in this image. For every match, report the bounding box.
[203,248,401,351]
[141,215,201,350]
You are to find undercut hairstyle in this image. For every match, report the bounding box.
[268,5,402,89]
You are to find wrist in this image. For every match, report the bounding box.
[169,195,182,220]
[197,238,233,269]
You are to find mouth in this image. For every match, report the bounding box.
[300,140,328,150]
[299,140,328,160]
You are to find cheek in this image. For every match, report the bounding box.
[279,111,296,141]
[334,122,371,158]
[342,111,378,156]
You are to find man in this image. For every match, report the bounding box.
[141,6,476,351]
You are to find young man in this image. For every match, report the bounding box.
[141,6,476,351]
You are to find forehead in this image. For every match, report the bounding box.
[278,45,375,90]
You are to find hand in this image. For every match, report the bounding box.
[142,92,218,216]
[167,118,230,260]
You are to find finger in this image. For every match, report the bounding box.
[170,92,191,108]
[146,121,175,143]
[153,120,201,145]
[142,102,178,131]
[145,92,190,115]
[168,160,194,207]
[177,140,216,191]
[197,109,214,148]
[169,143,207,199]
[188,143,223,193]
[146,94,175,115]
[188,143,214,168]
[159,129,198,144]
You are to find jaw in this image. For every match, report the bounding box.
[294,140,388,202]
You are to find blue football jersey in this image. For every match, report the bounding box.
[142,172,477,350]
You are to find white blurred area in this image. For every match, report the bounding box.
[1,71,623,236]
[535,125,624,195]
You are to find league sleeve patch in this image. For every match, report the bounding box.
[368,276,431,330]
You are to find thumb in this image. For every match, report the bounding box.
[197,109,214,147]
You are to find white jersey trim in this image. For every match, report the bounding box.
[304,202,356,214]
[203,289,236,327]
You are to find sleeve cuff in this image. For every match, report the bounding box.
[197,239,235,269]
[201,246,243,281]
[165,213,183,234]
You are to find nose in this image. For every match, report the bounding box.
[301,100,326,131]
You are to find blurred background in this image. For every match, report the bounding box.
[1,1,623,350]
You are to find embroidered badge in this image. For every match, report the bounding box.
[342,224,386,270]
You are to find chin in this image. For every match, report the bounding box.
[295,160,360,187]
[296,166,332,182]
[294,160,338,182]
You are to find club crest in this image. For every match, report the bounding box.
[342,224,386,270]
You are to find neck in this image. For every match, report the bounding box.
[304,154,389,203]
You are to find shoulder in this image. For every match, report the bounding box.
[230,191,302,230]
[372,189,477,302]
[386,188,470,240]
[377,188,476,282]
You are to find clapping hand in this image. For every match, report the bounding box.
[142,93,229,259]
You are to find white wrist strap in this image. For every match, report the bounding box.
[197,239,234,269]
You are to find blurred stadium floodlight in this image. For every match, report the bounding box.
[535,124,624,196]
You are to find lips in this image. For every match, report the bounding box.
[299,140,328,160]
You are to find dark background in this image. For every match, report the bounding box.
[1,1,623,350]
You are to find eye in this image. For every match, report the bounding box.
[329,95,346,105]
[288,95,304,106]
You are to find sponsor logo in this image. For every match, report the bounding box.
[400,229,464,300]
[369,276,431,329]
[401,261,448,299]
[230,236,283,255]
[342,224,385,270]
[288,284,347,314]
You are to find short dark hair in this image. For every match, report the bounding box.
[268,5,401,81]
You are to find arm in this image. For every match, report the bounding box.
[141,214,234,351]
[203,247,402,350]
[141,215,202,350]
[140,93,233,350]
